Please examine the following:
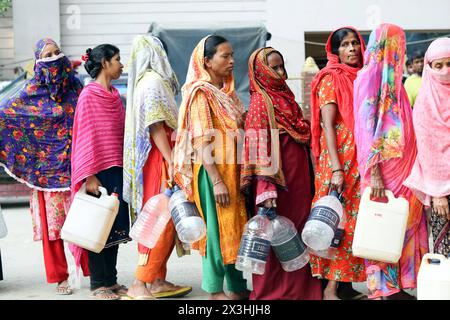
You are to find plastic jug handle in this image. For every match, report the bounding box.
[421,253,445,265]
[362,187,395,203]
[97,186,108,197]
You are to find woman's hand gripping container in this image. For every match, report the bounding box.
[352,187,409,263]
[417,253,450,300]
[61,183,119,253]
[168,185,206,244]
[129,189,173,248]
[301,190,344,253]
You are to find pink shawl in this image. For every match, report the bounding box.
[404,38,450,205]
[71,82,125,196]
[354,24,417,198]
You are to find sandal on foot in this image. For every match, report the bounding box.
[89,288,120,300]
[56,282,73,295]
[151,286,193,299]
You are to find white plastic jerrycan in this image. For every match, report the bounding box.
[61,183,120,253]
[352,187,409,263]
[417,253,450,300]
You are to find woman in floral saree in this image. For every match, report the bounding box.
[0,38,89,295]
[353,23,428,300]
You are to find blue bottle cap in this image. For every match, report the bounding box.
[258,207,277,220]
[172,184,181,193]
[164,188,173,197]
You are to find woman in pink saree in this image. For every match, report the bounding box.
[404,38,450,256]
[353,23,428,300]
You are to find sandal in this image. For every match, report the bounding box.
[57,281,73,295]
[108,284,128,296]
[89,287,120,300]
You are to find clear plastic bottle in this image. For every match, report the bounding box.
[271,215,310,272]
[236,208,274,275]
[310,217,345,260]
[129,188,173,248]
[169,185,206,243]
[301,190,343,251]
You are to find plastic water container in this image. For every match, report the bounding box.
[310,218,345,260]
[417,253,450,300]
[352,187,409,263]
[236,208,274,275]
[61,183,119,253]
[271,215,309,272]
[169,185,206,244]
[302,190,343,251]
[129,189,173,248]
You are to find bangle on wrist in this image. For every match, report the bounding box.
[213,179,223,186]
[332,169,344,174]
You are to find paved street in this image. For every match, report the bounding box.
[0,204,379,301]
[0,204,213,300]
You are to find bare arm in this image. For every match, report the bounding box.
[321,103,344,193]
[201,148,230,208]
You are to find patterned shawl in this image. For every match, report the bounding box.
[241,47,311,191]
[0,38,82,191]
[404,37,450,205]
[173,35,244,196]
[71,82,125,196]
[123,35,179,213]
[353,23,416,196]
[310,26,366,161]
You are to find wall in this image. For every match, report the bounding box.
[60,0,267,65]
[0,8,14,80]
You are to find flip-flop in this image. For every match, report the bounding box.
[89,288,120,300]
[108,284,128,296]
[151,286,193,299]
[122,294,156,300]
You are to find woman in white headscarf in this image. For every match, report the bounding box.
[123,35,192,299]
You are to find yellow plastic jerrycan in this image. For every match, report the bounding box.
[352,187,409,263]
[418,253,450,300]
[61,183,119,253]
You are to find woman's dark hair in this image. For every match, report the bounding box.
[330,28,359,56]
[204,35,228,59]
[84,44,120,79]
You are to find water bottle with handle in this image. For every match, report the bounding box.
[236,207,274,275]
[129,188,173,248]
[301,189,343,251]
[169,185,206,243]
[271,214,310,272]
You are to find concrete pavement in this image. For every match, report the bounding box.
[0,204,212,300]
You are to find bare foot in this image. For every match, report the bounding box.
[228,289,251,300]
[323,289,341,300]
[150,279,183,293]
[127,279,154,299]
[89,287,120,300]
[209,292,231,300]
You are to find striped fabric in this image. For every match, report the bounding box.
[70,82,125,195]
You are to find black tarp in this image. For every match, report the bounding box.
[149,22,269,107]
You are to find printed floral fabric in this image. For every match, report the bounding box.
[0,38,82,191]
[30,190,71,241]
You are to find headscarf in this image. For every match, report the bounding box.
[0,38,82,191]
[173,35,244,196]
[403,37,450,205]
[310,26,366,161]
[353,23,416,196]
[71,82,125,196]
[123,34,179,213]
[241,47,311,191]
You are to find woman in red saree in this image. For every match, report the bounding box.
[241,47,322,300]
[309,27,367,300]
